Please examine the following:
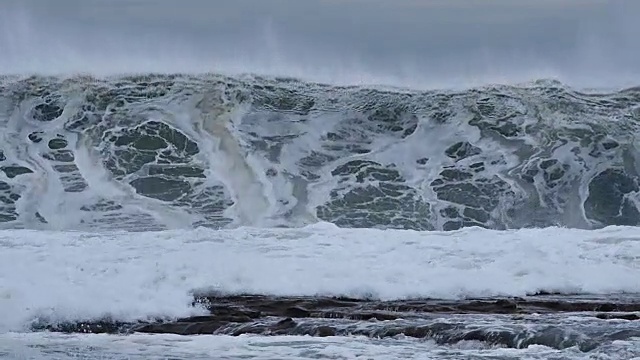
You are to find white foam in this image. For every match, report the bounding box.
[3,332,628,360]
[0,74,637,231]
[0,225,638,332]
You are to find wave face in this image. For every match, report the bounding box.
[0,74,639,231]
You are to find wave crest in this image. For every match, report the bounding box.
[0,74,639,231]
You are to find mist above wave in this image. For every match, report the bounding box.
[2,0,640,90]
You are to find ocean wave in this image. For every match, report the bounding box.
[0,225,639,331]
[0,74,639,231]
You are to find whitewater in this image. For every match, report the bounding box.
[0,224,639,359]
[1,2,640,357]
[0,74,638,359]
[2,74,640,231]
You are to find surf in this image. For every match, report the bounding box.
[0,74,639,231]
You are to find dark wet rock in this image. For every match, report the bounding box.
[284,306,311,318]
[606,329,640,343]
[48,138,68,150]
[1,165,34,178]
[139,316,296,337]
[584,169,640,226]
[416,157,429,165]
[396,325,438,339]
[450,328,523,348]
[445,142,482,161]
[315,326,336,337]
[33,319,135,334]
[595,313,639,321]
[274,317,297,329]
[0,150,5,162]
[33,102,63,122]
[138,320,229,335]
[37,294,640,353]
[518,327,598,352]
[190,294,640,318]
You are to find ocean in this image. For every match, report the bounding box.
[0,74,638,359]
[2,1,640,358]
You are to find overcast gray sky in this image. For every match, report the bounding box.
[1,0,638,89]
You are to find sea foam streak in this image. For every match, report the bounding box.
[0,224,638,332]
[1,75,640,232]
[6,332,632,360]
[1,2,640,358]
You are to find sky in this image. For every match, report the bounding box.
[0,0,638,89]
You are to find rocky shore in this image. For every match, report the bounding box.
[34,293,640,352]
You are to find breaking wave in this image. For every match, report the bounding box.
[1,74,639,231]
